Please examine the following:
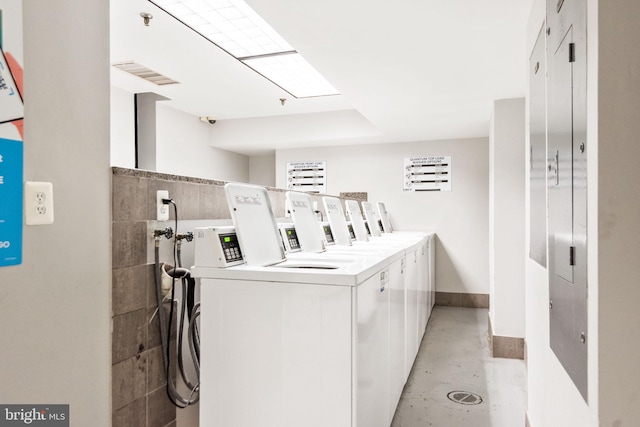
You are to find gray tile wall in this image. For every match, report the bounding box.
[111,167,356,427]
[112,169,182,427]
[339,192,368,202]
[435,291,490,308]
[487,314,525,360]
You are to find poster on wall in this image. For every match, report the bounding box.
[286,161,327,194]
[0,1,24,267]
[403,156,452,192]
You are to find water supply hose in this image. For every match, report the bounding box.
[154,232,200,407]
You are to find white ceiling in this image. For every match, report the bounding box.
[111,0,533,155]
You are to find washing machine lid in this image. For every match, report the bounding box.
[362,202,382,236]
[225,183,285,266]
[376,202,393,233]
[345,200,369,242]
[286,191,326,253]
[322,196,352,246]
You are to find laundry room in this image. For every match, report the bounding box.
[2,0,640,427]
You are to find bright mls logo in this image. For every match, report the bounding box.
[0,405,68,426]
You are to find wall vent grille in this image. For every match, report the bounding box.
[112,61,179,86]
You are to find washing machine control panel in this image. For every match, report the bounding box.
[219,233,243,263]
[194,226,245,268]
[279,226,301,253]
[286,228,300,250]
[347,223,356,240]
[322,224,335,244]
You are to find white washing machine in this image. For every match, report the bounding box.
[193,184,435,427]
[282,191,435,410]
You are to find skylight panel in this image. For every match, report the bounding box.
[243,53,339,98]
[149,0,338,98]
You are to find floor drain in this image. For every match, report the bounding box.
[447,391,483,405]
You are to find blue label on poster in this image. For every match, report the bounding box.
[0,137,22,266]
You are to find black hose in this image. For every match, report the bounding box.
[154,239,199,407]
[152,200,200,407]
[187,277,199,359]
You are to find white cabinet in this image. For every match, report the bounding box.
[388,256,406,414]
[196,232,436,427]
[404,248,419,378]
[200,279,353,427]
[356,270,391,427]
[417,242,429,338]
[405,235,436,378]
[428,235,436,312]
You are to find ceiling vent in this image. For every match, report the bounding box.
[112,61,179,86]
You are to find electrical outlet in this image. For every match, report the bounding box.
[157,190,169,221]
[25,181,54,225]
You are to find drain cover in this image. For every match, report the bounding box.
[447,391,483,405]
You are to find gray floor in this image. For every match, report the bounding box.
[391,307,527,427]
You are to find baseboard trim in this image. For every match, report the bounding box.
[435,292,489,308]
[488,312,525,360]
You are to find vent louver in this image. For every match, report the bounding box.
[112,61,179,86]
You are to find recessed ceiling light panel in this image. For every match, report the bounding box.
[243,53,339,98]
[149,0,338,98]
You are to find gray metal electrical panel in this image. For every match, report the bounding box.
[529,25,547,267]
[546,0,588,401]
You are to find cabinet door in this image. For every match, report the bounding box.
[404,250,419,378]
[200,280,352,427]
[548,26,574,285]
[356,271,390,427]
[547,0,588,402]
[417,243,430,336]
[388,256,406,413]
[429,236,436,312]
[529,24,547,267]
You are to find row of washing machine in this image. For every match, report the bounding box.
[192,183,435,427]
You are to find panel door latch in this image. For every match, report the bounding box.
[569,246,576,266]
[569,43,576,63]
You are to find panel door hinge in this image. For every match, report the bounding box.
[569,43,576,63]
[569,246,576,266]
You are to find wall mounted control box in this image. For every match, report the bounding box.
[194,226,244,268]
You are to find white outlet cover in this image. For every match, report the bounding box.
[25,181,54,225]
[157,190,169,221]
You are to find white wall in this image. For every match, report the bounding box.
[109,92,250,182]
[249,152,276,187]
[110,86,136,168]
[0,1,112,425]
[276,138,489,295]
[156,104,249,182]
[524,0,599,425]
[489,98,526,338]
[597,0,640,424]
